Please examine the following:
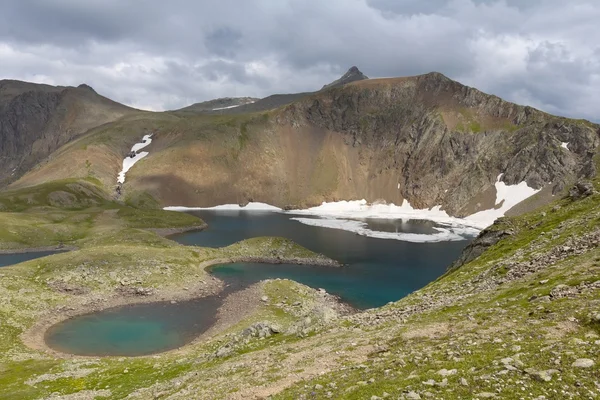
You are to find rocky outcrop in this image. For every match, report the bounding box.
[448,222,515,271]
[321,66,369,90]
[0,80,135,188]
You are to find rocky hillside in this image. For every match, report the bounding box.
[0,80,136,187]
[281,72,599,215]
[8,72,599,218]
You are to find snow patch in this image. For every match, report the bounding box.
[288,174,541,231]
[290,217,478,243]
[561,142,569,150]
[117,134,152,184]
[466,174,541,228]
[212,104,241,111]
[165,174,540,242]
[164,202,282,212]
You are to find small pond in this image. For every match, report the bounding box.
[0,250,65,268]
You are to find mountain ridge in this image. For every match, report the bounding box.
[6,71,596,223]
[0,80,138,187]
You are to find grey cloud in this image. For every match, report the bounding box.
[0,0,597,121]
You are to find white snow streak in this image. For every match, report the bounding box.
[561,142,569,150]
[117,134,152,184]
[164,202,282,212]
[212,104,241,110]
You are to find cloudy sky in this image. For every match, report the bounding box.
[1,0,598,120]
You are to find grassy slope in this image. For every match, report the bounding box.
[0,175,598,398]
[0,180,343,399]
[0,179,203,250]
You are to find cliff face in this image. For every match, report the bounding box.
[279,72,599,214]
[0,80,135,187]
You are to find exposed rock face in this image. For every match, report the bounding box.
[281,72,599,215]
[0,80,134,187]
[449,222,514,270]
[321,66,369,90]
[569,181,595,199]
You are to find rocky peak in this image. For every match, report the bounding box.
[77,83,97,93]
[321,66,369,90]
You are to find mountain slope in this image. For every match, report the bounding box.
[0,80,137,187]
[9,72,599,219]
[177,96,259,113]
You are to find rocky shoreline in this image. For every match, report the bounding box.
[0,245,77,255]
[21,253,344,359]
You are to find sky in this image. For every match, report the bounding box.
[0,0,598,121]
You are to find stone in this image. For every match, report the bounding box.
[437,368,457,377]
[260,296,268,302]
[572,358,595,368]
[314,384,323,390]
[569,181,594,199]
[525,368,555,382]
[405,391,421,400]
[215,346,233,358]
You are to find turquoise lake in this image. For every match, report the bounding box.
[45,211,472,356]
[172,211,470,309]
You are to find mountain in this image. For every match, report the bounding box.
[177,96,260,112]
[321,66,368,89]
[175,66,369,115]
[0,80,137,187]
[10,72,598,219]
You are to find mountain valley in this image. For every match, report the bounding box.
[0,67,598,399]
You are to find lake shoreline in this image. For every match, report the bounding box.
[0,245,77,255]
[22,254,345,359]
[149,223,209,237]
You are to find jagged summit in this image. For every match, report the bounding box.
[321,66,369,90]
[77,83,97,93]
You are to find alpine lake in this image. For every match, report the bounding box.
[41,210,472,356]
